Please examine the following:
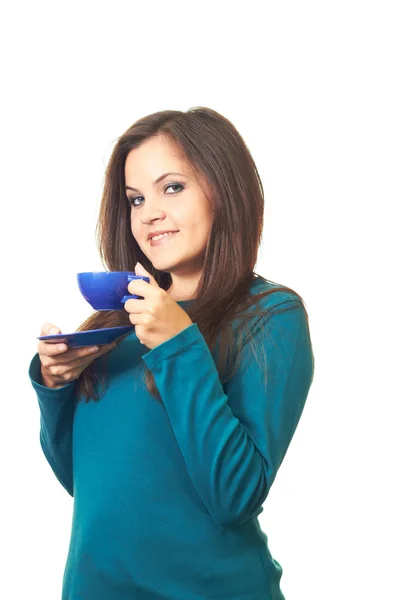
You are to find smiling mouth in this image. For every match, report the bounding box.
[149,231,179,246]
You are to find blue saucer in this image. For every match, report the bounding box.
[37,325,135,348]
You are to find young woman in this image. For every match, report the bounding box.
[29,107,315,600]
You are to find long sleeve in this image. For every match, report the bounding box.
[28,353,77,496]
[142,298,314,528]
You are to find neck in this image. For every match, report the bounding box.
[166,263,204,300]
[167,287,195,302]
[167,278,198,302]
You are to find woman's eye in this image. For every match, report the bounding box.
[128,183,184,208]
[128,196,143,207]
[165,183,183,194]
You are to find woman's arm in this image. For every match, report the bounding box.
[28,353,77,497]
[142,297,314,528]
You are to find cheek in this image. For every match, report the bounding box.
[130,221,139,239]
[185,224,211,251]
[185,208,211,236]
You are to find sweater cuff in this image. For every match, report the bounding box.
[28,353,77,397]
[141,323,201,369]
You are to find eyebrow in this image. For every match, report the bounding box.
[125,172,186,192]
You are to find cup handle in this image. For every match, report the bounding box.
[120,275,150,303]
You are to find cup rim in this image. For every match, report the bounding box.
[77,271,136,275]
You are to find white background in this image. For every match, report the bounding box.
[1,1,413,598]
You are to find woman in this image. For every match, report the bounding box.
[29,107,315,600]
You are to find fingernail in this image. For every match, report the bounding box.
[50,328,59,334]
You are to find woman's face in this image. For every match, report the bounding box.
[125,135,213,282]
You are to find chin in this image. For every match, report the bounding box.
[149,257,179,272]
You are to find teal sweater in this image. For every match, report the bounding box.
[29,276,314,600]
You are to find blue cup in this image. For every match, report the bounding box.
[77,271,150,311]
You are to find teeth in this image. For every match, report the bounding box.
[151,231,176,241]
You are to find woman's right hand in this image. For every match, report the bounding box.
[38,323,118,389]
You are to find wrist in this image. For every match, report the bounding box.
[40,366,61,389]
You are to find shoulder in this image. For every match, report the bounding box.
[247,274,305,314]
[229,275,306,347]
[234,275,310,351]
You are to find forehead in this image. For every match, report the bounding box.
[125,136,190,179]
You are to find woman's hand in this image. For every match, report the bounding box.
[123,263,193,350]
[37,323,118,389]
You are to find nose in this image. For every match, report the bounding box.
[139,199,167,225]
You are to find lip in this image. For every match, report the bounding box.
[147,229,179,241]
[149,231,179,247]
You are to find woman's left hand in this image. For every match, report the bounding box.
[123,262,194,350]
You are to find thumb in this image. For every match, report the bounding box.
[135,262,159,287]
[42,323,61,335]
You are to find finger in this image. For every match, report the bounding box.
[39,340,68,357]
[47,340,117,364]
[41,322,61,336]
[38,323,64,355]
[96,341,119,354]
[50,347,108,372]
[40,344,99,365]
[124,298,147,316]
[65,345,103,361]
[127,278,157,302]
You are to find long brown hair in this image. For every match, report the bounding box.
[74,107,313,403]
